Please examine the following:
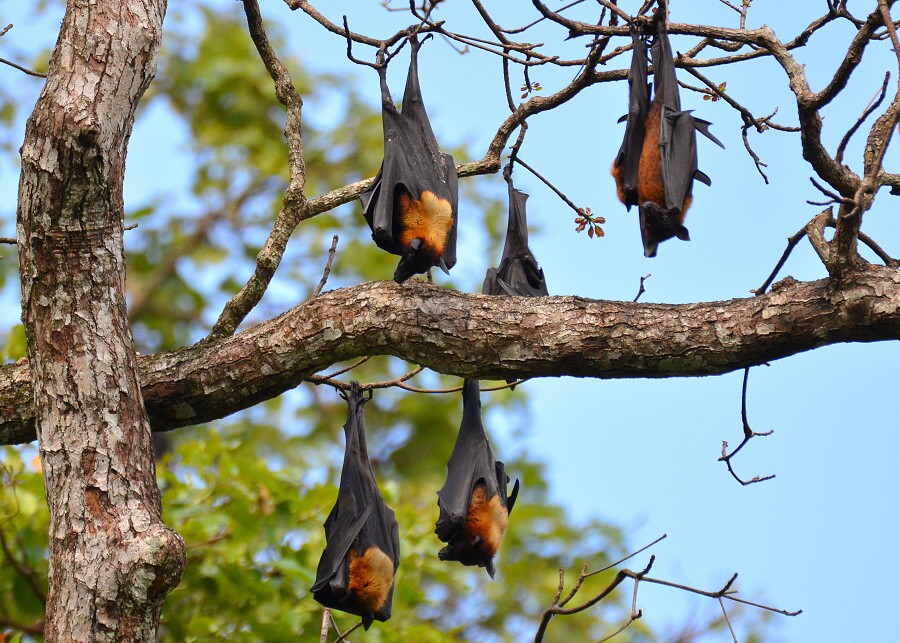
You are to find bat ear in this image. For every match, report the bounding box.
[485,559,496,579]
[693,169,712,186]
[361,613,374,630]
[437,257,451,275]
[507,478,521,514]
[675,225,690,241]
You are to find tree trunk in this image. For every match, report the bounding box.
[16,0,184,640]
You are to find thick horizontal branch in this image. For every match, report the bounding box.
[2,265,899,445]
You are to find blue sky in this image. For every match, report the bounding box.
[2,2,899,641]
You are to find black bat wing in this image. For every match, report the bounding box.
[651,22,724,215]
[435,380,499,540]
[435,380,517,537]
[613,27,650,209]
[496,180,548,297]
[312,383,400,628]
[360,35,458,261]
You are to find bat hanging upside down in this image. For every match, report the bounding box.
[612,19,724,257]
[435,379,520,578]
[360,33,459,283]
[311,383,400,630]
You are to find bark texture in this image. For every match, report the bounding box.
[15,0,184,640]
[3,266,899,446]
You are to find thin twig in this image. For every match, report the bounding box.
[208,0,308,339]
[718,367,775,486]
[752,225,808,295]
[835,71,890,164]
[313,235,339,297]
[858,230,899,267]
[332,621,362,643]
[319,609,330,643]
[319,357,371,380]
[513,156,587,216]
[719,596,739,643]
[632,274,651,303]
[0,56,47,78]
[807,176,854,207]
[584,533,667,578]
[342,16,380,68]
[0,237,15,245]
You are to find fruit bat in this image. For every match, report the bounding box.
[311,382,400,630]
[482,166,549,297]
[612,21,723,257]
[435,379,520,578]
[360,34,459,283]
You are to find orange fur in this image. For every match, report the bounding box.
[347,546,395,613]
[637,98,666,208]
[461,484,509,562]
[637,97,692,223]
[397,190,453,258]
[611,162,628,205]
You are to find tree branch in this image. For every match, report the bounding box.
[208,0,309,339]
[2,266,900,445]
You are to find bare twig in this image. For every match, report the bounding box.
[858,230,899,267]
[719,596,739,643]
[534,550,801,642]
[752,226,808,295]
[0,56,47,78]
[632,274,651,303]
[342,16,380,68]
[209,0,309,339]
[313,235,339,297]
[503,0,587,35]
[319,609,330,643]
[584,533,667,578]
[807,176,854,207]
[319,357,371,380]
[0,237,16,245]
[332,620,362,643]
[718,367,775,486]
[512,156,588,217]
[835,71,890,164]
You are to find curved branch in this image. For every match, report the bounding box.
[2,266,899,445]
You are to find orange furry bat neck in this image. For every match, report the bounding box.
[458,484,509,565]
[397,189,453,259]
[347,546,395,614]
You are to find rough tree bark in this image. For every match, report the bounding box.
[15,0,184,640]
[2,266,899,445]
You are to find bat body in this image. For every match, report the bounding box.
[311,383,400,629]
[360,34,459,283]
[435,379,520,578]
[482,168,548,297]
[612,22,723,257]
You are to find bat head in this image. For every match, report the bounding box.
[394,189,454,282]
[639,202,690,257]
[437,482,510,577]
[393,237,435,283]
